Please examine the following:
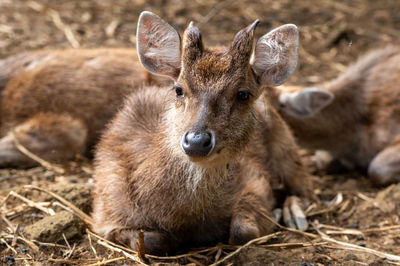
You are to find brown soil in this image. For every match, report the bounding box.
[1,0,400,265]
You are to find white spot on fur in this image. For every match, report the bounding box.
[84,58,102,66]
[24,55,54,70]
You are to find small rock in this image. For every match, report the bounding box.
[24,210,84,243]
[41,183,93,213]
[5,255,15,262]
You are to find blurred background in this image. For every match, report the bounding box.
[0,0,399,86]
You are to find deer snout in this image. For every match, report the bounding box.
[181,131,215,157]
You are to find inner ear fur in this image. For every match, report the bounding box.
[136,11,181,79]
[251,24,299,86]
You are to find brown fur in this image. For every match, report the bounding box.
[0,48,168,167]
[92,17,311,255]
[269,46,400,185]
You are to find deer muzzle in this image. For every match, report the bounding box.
[181,131,215,157]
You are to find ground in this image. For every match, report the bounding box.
[1,0,400,265]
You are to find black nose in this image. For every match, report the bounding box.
[181,131,214,157]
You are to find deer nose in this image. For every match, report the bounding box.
[181,131,214,157]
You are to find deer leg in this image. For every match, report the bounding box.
[105,227,177,256]
[0,113,87,168]
[229,177,275,245]
[368,140,400,186]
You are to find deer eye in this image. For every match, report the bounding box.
[237,91,250,101]
[174,86,184,98]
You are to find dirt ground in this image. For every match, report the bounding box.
[1,0,400,265]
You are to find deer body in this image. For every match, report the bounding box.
[92,11,311,255]
[272,46,400,185]
[0,48,165,167]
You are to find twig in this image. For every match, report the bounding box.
[261,241,328,249]
[0,237,17,254]
[356,192,374,202]
[1,214,15,233]
[31,239,67,248]
[12,130,65,174]
[214,246,222,262]
[321,234,400,261]
[47,258,104,264]
[64,243,76,260]
[315,225,400,261]
[48,9,80,48]
[4,234,40,253]
[0,191,11,208]
[318,223,364,236]
[86,229,138,255]
[87,229,98,257]
[137,229,146,261]
[9,191,55,216]
[187,256,206,266]
[83,257,126,266]
[105,19,120,38]
[63,233,72,250]
[24,185,93,225]
[97,240,147,265]
[260,211,318,239]
[198,0,237,27]
[11,223,20,246]
[87,229,211,261]
[362,225,400,233]
[210,232,281,266]
[325,229,364,236]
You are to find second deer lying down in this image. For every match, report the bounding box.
[0,48,166,168]
[268,46,400,186]
[92,11,313,255]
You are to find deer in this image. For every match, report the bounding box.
[92,11,313,255]
[0,48,167,168]
[266,46,400,186]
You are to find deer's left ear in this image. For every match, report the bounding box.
[136,11,181,80]
[250,24,299,86]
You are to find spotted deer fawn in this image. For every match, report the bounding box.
[92,11,313,255]
[0,48,166,167]
[267,46,400,186]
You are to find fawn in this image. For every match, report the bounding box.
[267,46,400,185]
[92,11,313,255]
[0,48,166,167]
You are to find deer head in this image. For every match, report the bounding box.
[137,11,299,166]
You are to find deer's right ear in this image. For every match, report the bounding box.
[251,24,299,86]
[279,88,334,118]
[137,11,181,80]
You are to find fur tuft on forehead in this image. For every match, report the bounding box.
[192,49,233,77]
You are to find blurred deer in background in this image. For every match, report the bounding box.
[0,48,167,168]
[92,11,313,255]
[267,46,400,186]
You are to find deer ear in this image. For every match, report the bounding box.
[251,24,299,86]
[136,11,181,79]
[279,88,334,118]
